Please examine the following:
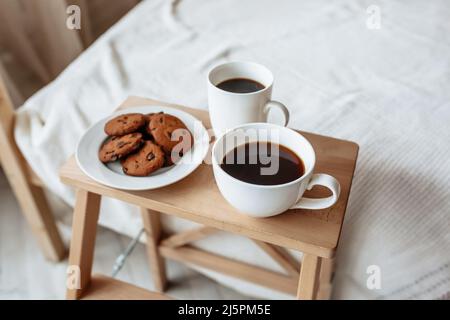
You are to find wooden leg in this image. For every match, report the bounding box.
[28,184,66,261]
[317,257,335,300]
[0,74,64,261]
[66,190,101,300]
[1,162,65,262]
[297,254,322,300]
[141,208,167,292]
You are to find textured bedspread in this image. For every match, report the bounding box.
[15,0,450,299]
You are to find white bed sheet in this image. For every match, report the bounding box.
[15,0,450,299]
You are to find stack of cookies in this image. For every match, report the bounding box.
[99,112,192,176]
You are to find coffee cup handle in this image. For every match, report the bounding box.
[264,101,290,127]
[290,174,341,210]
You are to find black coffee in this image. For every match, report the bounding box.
[220,142,304,185]
[216,78,265,94]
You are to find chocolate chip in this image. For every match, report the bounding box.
[147,152,155,161]
[117,141,125,148]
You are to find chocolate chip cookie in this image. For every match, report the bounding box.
[99,133,143,163]
[104,113,146,136]
[146,113,193,161]
[121,141,165,176]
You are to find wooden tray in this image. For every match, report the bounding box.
[60,96,359,259]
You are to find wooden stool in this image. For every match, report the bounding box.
[61,96,359,300]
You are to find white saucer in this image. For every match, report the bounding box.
[76,106,210,190]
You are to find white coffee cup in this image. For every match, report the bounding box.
[212,123,341,218]
[207,61,289,135]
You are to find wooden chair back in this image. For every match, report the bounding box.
[0,69,65,261]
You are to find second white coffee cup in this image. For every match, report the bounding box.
[212,123,341,218]
[207,61,289,135]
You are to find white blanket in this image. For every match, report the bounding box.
[15,0,450,299]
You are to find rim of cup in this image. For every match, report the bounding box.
[207,61,274,96]
[212,122,316,189]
